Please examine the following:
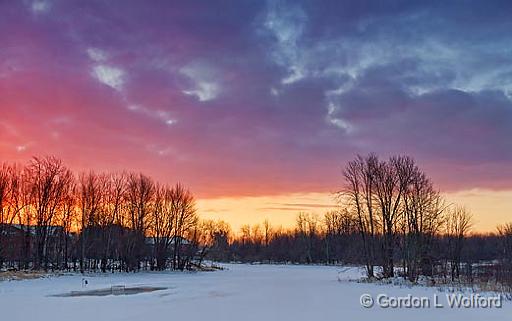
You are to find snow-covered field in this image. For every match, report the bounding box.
[0,264,509,321]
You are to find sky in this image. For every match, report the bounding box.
[1,0,511,232]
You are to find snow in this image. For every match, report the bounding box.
[0,264,509,321]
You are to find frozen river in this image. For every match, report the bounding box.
[0,264,509,321]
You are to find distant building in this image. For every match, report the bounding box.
[0,224,68,264]
[144,236,190,246]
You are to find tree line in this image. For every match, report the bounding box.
[0,156,202,272]
[207,215,511,292]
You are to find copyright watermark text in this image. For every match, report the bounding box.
[360,293,503,309]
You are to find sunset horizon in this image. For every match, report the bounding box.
[1,154,510,234]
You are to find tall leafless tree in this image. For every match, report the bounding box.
[497,223,512,289]
[124,173,154,271]
[400,165,446,281]
[149,184,177,270]
[170,183,197,270]
[445,206,472,281]
[26,157,73,270]
[77,171,105,272]
[342,154,379,277]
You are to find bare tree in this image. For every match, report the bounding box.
[240,224,251,246]
[124,173,154,271]
[342,154,378,277]
[496,223,512,289]
[401,166,446,281]
[26,157,73,270]
[170,183,198,270]
[77,171,105,272]
[57,177,76,270]
[445,206,472,281]
[296,213,319,264]
[371,156,411,278]
[0,164,27,267]
[323,211,338,264]
[192,219,231,266]
[0,164,12,266]
[262,219,272,247]
[98,172,126,272]
[262,219,272,262]
[149,184,176,270]
[324,210,354,264]
[10,164,31,269]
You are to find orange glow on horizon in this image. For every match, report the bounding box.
[197,190,512,234]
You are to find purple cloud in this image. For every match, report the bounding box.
[1,0,511,196]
